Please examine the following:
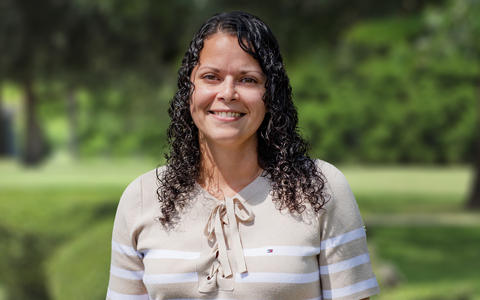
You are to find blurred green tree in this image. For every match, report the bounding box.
[414,0,480,208]
[4,1,480,299]
[0,90,5,155]
[0,0,196,164]
[291,13,477,166]
[0,0,442,165]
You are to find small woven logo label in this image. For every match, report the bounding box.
[267,249,273,253]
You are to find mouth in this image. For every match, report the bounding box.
[210,111,245,118]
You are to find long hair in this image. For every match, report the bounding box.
[157,11,328,226]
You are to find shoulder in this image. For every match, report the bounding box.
[313,159,360,215]
[122,167,160,197]
[314,159,351,192]
[113,167,162,248]
[117,166,164,212]
[114,167,163,228]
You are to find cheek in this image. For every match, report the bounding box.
[191,86,216,110]
[248,90,267,113]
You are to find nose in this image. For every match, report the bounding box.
[217,78,237,102]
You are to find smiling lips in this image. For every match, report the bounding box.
[211,111,244,118]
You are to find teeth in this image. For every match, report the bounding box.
[214,112,242,117]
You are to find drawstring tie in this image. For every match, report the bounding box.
[204,197,254,278]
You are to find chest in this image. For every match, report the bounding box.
[136,191,322,300]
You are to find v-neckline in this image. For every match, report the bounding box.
[195,171,269,203]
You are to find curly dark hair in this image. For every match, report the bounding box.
[157,11,328,226]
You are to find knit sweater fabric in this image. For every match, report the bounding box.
[106,160,380,300]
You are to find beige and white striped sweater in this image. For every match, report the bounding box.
[107,161,380,300]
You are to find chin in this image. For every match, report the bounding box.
[206,134,257,148]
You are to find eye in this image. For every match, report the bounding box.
[202,74,219,81]
[241,77,257,83]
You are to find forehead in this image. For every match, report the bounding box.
[202,33,243,56]
[197,33,261,70]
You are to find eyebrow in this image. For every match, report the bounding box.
[197,66,266,78]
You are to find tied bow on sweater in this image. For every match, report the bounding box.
[204,197,254,278]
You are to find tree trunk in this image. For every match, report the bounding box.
[66,85,79,159]
[467,75,480,209]
[21,79,47,166]
[0,81,6,156]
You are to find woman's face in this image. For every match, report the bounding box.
[190,32,267,150]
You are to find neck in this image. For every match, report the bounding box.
[197,136,262,200]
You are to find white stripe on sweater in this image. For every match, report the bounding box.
[142,271,319,285]
[142,249,200,260]
[321,227,366,250]
[110,265,144,280]
[165,298,321,300]
[107,289,150,300]
[322,277,379,299]
[235,271,319,284]
[320,253,371,275]
[166,298,321,300]
[112,240,143,258]
[143,272,198,284]
[243,246,320,257]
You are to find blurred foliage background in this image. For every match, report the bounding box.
[0,0,479,299]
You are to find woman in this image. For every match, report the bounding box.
[107,12,380,300]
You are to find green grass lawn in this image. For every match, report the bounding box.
[342,165,473,214]
[0,157,157,300]
[341,166,480,300]
[0,158,478,300]
[370,226,480,300]
[0,157,156,235]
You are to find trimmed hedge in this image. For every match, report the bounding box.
[0,159,153,300]
[47,219,113,300]
[0,188,118,300]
